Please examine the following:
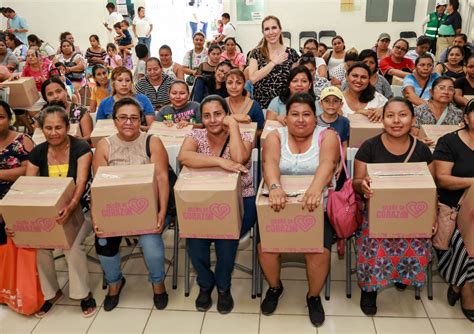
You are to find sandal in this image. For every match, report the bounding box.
[80,293,98,318]
[35,290,64,318]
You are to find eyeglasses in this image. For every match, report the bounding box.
[114,115,141,124]
[435,85,455,93]
[394,45,408,53]
[301,56,315,62]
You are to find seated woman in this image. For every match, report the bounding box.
[135,57,174,113]
[195,44,222,77]
[402,53,439,106]
[405,35,435,63]
[89,65,110,113]
[301,38,328,78]
[299,54,331,104]
[0,101,37,315]
[178,95,256,314]
[259,92,339,327]
[158,45,184,80]
[54,39,85,93]
[84,34,106,74]
[433,99,474,322]
[220,37,245,71]
[41,77,93,142]
[93,97,170,312]
[192,61,232,103]
[26,105,97,318]
[27,34,56,60]
[5,33,27,62]
[353,97,434,315]
[372,33,392,62]
[435,46,466,80]
[267,66,317,125]
[342,49,393,99]
[97,66,155,130]
[329,47,358,87]
[182,32,208,85]
[342,62,387,121]
[225,68,264,130]
[454,55,474,108]
[323,36,346,78]
[156,80,201,126]
[379,39,414,84]
[0,39,19,72]
[412,76,464,144]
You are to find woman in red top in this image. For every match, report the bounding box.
[379,39,414,84]
[20,48,52,91]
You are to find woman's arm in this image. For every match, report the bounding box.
[317,64,328,78]
[434,160,474,191]
[150,136,169,233]
[175,64,184,80]
[453,88,468,109]
[403,86,427,107]
[225,116,252,165]
[89,99,98,113]
[434,64,444,76]
[388,69,410,78]
[25,161,40,176]
[247,56,278,84]
[92,139,110,175]
[0,136,34,182]
[79,112,93,141]
[352,159,372,197]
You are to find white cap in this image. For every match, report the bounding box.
[436,0,448,7]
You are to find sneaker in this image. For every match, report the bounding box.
[195,288,213,312]
[261,282,284,315]
[360,290,377,315]
[306,295,325,327]
[217,289,234,314]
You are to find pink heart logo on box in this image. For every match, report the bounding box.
[210,203,231,220]
[128,198,149,214]
[38,218,56,232]
[406,201,428,218]
[295,215,316,232]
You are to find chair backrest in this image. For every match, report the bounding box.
[391,85,404,98]
[250,148,260,193]
[90,112,97,128]
[282,31,291,48]
[346,147,359,179]
[319,30,337,49]
[299,31,318,51]
[399,31,417,50]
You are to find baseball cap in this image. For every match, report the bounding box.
[378,33,391,41]
[320,86,343,101]
[436,0,448,7]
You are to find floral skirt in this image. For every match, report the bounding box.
[355,219,432,292]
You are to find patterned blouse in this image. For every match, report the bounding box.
[248,47,299,109]
[69,103,88,124]
[414,103,464,128]
[186,129,255,197]
[0,133,31,198]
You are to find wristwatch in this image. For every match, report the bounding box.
[270,183,281,190]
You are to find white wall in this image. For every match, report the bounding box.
[1,0,472,61]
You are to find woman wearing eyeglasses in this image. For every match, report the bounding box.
[412,76,464,145]
[96,66,155,131]
[302,39,328,79]
[379,39,414,84]
[93,97,170,312]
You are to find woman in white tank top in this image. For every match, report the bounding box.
[259,92,340,327]
[159,45,184,80]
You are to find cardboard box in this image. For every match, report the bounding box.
[256,175,324,253]
[418,124,460,147]
[348,114,384,148]
[174,166,243,239]
[0,176,84,249]
[238,122,258,146]
[367,162,437,238]
[0,77,39,108]
[148,121,193,147]
[261,120,283,143]
[91,164,158,237]
[32,123,82,145]
[457,183,474,257]
[90,119,118,147]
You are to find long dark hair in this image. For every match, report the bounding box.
[279,66,315,104]
[346,62,375,103]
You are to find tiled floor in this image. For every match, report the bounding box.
[1,232,473,334]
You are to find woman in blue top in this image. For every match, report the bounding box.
[266,66,317,125]
[225,69,265,131]
[96,66,155,130]
[402,53,439,107]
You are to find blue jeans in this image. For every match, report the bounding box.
[189,22,198,37]
[97,233,166,285]
[200,21,208,37]
[138,37,151,53]
[186,196,257,291]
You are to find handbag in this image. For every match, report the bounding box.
[433,193,465,250]
[325,130,363,256]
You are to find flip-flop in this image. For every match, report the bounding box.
[35,291,64,319]
[80,295,98,318]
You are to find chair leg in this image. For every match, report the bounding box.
[346,238,352,298]
[427,261,433,300]
[172,220,179,290]
[415,286,421,300]
[325,270,331,301]
[251,227,257,299]
[184,240,190,297]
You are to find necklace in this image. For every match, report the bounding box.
[48,141,70,177]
